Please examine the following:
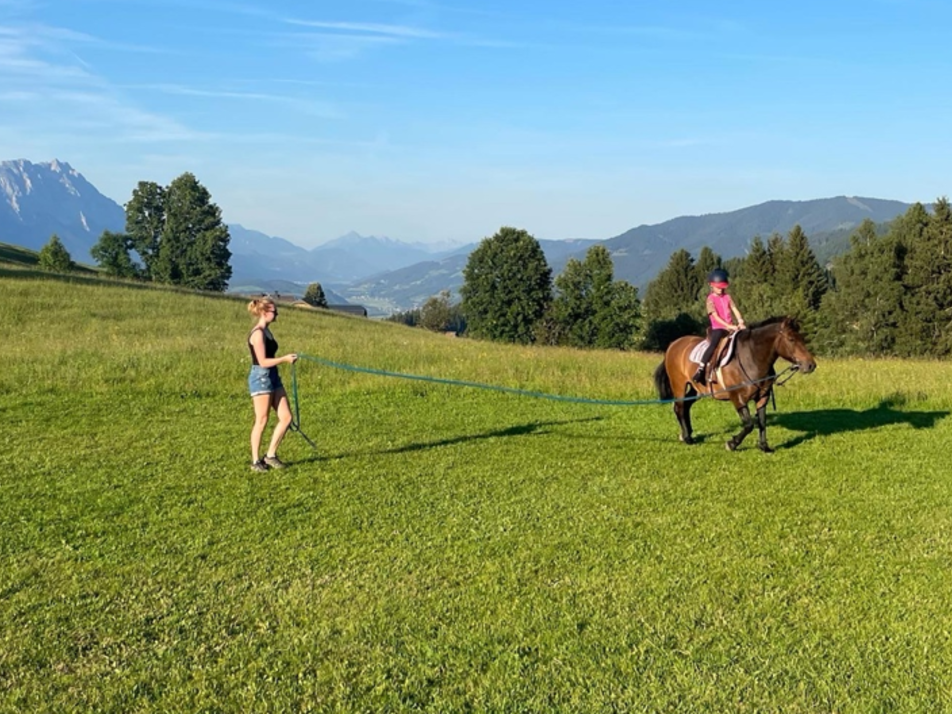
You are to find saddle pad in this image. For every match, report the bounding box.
[689,334,737,366]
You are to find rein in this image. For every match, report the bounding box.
[703,364,799,403]
[714,324,802,403]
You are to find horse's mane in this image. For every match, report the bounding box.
[746,315,800,332]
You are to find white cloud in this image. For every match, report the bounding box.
[128,83,343,118]
[0,23,201,144]
[284,18,446,39]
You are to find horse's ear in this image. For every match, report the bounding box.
[785,316,801,332]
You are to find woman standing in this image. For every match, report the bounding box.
[247,297,298,472]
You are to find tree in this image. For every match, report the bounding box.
[693,246,722,288]
[779,225,827,312]
[815,219,905,356]
[460,226,552,344]
[91,230,139,278]
[642,249,702,322]
[303,282,328,308]
[901,197,952,355]
[125,181,166,280]
[729,236,777,322]
[153,173,232,292]
[420,290,453,332]
[551,245,640,349]
[640,249,704,351]
[551,256,594,346]
[596,280,640,350]
[38,234,73,272]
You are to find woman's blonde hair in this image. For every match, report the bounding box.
[248,296,275,318]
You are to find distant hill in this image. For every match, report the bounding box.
[597,196,912,288]
[228,224,458,289]
[349,197,914,312]
[0,159,126,261]
[334,238,600,315]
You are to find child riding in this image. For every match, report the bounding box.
[693,268,746,386]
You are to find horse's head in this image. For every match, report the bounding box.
[775,317,816,374]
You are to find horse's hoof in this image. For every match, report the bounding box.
[725,440,736,452]
[680,435,694,445]
[759,445,774,454]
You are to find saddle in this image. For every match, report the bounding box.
[689,331,738,385]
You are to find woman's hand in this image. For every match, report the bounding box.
[286,353,299,363]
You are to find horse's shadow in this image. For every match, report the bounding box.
[771,395,949,449]
[295,416,604,464]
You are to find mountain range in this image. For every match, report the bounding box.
[0,158,919,315]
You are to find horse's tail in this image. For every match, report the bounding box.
[654,361,673,401]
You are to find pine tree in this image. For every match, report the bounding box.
[815,219,905,355]
[642,249,702,322]
[730,236,775,322]
[782,225,827,312]
[693,246,722,291]
[901,198,952,355]
[640,249,704,350]
[460,226,552,344]
[37,234,73,272]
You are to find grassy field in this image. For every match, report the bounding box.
[3,264,952,712]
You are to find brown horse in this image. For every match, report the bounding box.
[653,316,817,452]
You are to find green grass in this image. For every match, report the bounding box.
[3,272,952,712]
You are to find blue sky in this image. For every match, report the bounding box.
[2,0,950,247]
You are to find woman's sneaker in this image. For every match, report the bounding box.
[263,455,287,469]
[250,459,269,472]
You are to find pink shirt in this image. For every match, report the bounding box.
[708,293,733,329]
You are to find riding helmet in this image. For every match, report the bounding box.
[707,268,729,288]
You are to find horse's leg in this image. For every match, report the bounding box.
[674,398,694,445]
[755,401,773,453]
[726,404,755,451]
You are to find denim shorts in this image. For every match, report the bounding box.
[248,365,284,396]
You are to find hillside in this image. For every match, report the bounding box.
[600,196,911,286]
[346,197,913,310]
[0,241,100,274]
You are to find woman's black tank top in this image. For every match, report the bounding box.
[248,327,278,365]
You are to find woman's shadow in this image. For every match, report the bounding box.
[771,394,949,449]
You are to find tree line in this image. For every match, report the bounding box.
[396,198,952,358]
[390,226,641,350]
[35,177,951,358]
